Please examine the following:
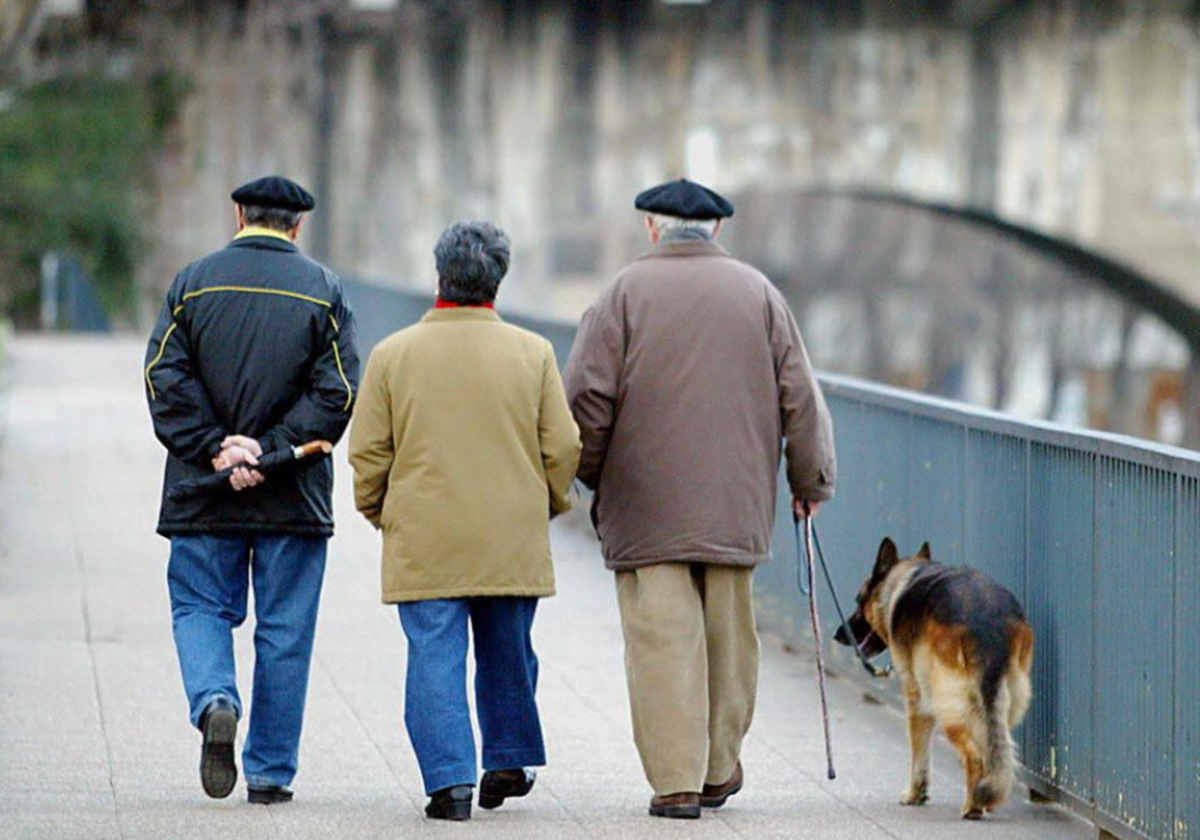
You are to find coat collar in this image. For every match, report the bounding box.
[642,239,730,260]
[228,232,299,253]
[420,307,503,324]
[235,225,295,243]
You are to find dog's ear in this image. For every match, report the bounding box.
[916,542,932,562]
[873,537,900,577]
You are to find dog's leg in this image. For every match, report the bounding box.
[945,724,985,819]
[900,679,933,806]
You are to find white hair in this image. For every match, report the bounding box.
[649,213,718,239]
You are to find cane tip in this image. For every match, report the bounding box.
[827,768,837,780]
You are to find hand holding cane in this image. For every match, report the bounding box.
[797,500,837,780]
[168,441,333,502]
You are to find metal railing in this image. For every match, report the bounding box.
[40,252,110,332]
[755,374,1200,840]
[343,279,1200,840]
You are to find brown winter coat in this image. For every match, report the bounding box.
[563,238,836,571]
[348,307,582,602]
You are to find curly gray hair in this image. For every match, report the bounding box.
[434,220,511,305]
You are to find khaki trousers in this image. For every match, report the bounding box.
[615,562,760,796]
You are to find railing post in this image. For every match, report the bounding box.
[40,251,59,330]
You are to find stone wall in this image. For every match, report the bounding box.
[21,0,1200,437]
[112,0,1200,324]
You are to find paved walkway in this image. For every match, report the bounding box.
[0,336,1092,840]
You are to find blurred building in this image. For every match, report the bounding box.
[8,0,1200,442]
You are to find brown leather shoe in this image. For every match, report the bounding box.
[649,792,701,819]
[700,761,743,808]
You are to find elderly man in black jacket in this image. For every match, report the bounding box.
[144,176,359,804]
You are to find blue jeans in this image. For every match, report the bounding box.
[397,597,545,794]
[167,533,327,788]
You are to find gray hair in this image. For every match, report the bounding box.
[435,221,511,305]
[650,213,718,239]
[241,204,302,232]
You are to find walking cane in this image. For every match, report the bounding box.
[796,502,837,780]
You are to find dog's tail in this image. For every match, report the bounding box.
[974,693,1015,810]
[974,626,1032,810]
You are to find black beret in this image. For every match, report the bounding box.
[634,178,734,220]
[231,175,315,212]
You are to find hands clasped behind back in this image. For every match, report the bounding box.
[213,435,266,491]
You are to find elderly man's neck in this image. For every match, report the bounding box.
[659,226,714,243]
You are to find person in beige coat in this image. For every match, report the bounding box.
[563,179,837,819]
[348,221,581,822]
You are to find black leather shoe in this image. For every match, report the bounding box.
[478,769,536,809]
[199,697,238,799]
[426,785,474,821]
[248,785,294,805]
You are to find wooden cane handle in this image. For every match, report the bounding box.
[294,440,333,459]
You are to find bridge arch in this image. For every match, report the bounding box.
[724,189,1200,446]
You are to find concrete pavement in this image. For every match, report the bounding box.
[0,335,1092,839]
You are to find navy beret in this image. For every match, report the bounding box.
[231,176,315,212]
[634,178,734,220]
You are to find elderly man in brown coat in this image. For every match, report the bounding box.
[563,179,837,819]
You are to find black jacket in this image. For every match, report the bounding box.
[144,232,360,537]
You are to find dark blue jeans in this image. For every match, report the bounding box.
[397,597,545,794]
[167,533,327,788]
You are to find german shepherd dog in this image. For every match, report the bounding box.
[834,538,1034,819]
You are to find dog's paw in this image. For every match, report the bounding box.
[961,806,984,820]
[899,788,929,806]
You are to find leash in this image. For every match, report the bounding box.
[797,504,836,780]
[792,515,893,680]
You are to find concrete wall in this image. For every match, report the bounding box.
[118,0,1200,322]
[23,0,1200,436]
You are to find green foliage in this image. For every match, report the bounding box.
[0,72,187,324]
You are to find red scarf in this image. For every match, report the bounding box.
[434,299,495,310]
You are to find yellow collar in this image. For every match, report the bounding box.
[234,226,295,244]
